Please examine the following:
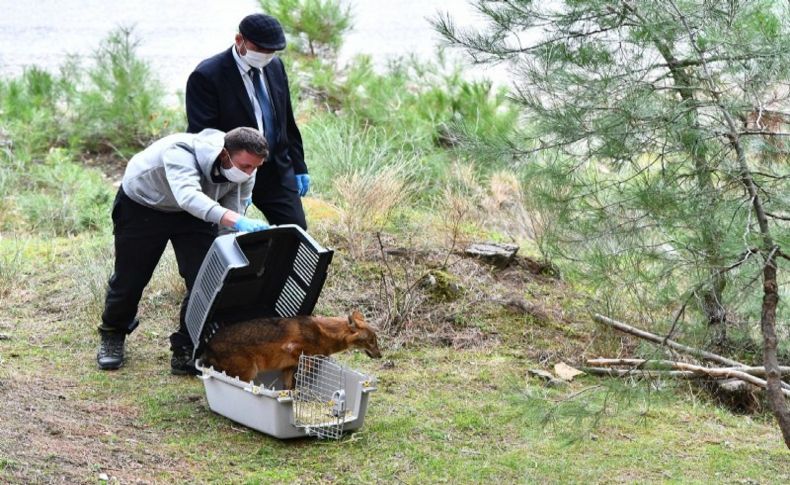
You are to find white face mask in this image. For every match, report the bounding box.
[221,150,256,183]
[241,42,275,69]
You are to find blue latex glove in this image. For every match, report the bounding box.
[233,216,269,232]
[295,173,311,197]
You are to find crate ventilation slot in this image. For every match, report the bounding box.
[275,276,306,317]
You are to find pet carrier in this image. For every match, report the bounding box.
[196,354,376,439]
[185,225,376,439]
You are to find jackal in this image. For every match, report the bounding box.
[201,310,381,387]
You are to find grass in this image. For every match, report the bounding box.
[1,235,788,484]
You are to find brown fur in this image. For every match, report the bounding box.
[201,310,381,388]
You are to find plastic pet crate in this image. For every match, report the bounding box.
[184,225,376,439]
[196,355,377,439]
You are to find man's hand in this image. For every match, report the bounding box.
[295,173,310,197]
[233,216,269,232]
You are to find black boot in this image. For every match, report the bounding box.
[171,346,199,376]
[97,331,125,370]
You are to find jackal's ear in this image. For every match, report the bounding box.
[350,310,365,327]
[347,314,358,330]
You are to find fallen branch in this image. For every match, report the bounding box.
[582,367,699,379]
[587,358,790,377]
[584,359,790,397]
[592,314,743,367]
[592,314,790,391]
[672,362,790,397]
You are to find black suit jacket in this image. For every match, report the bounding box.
[185,47,306,193]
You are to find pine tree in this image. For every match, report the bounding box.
[435,0,790,447]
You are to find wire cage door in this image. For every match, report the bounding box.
[291,355,349,439]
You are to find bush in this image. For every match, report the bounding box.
[15,149,113,236]
[0,66,72,156]
[301,113,427,195]
[260,0,353,57]
[0,26,176,238]
[66,26,177,154]
[305,53,520,164]
[0,26,179,160]
[334,162,415,260]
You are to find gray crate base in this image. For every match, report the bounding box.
[196,359,376,439]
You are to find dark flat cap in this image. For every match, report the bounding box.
[239,14,286,51]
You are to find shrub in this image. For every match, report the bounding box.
[16,149,113,236]
[309,53,520,165]
[0,26,178,159]
[260,0,353,57]
[0,66,70,156]
[481,170,539,245]
[66,26,176,154]
[301,113,430,195]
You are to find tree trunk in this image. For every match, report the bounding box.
[666,0,790,446]
[721,95,790,449]
[758,251,790,444]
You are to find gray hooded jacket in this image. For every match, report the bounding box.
[121,129,254,227]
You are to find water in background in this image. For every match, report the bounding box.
[0,0,504,103]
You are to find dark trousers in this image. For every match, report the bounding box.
[99,188,217,350]
[252,165,307,229]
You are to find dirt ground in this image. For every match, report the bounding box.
[0,372,192,484]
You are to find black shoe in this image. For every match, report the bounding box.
[97,332,125,370]
[171,346,199,376]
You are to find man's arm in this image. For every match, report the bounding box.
[186,70,220,134]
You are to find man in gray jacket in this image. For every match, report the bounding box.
[97,127,270,375]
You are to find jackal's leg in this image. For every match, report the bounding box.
[282,366,297,390]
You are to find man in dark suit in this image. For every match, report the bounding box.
[186,13,309,229]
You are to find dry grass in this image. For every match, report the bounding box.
[65,238,183,328]
[483,170,539,244]
[0,242,22,300]
[67,239,114,323]
[333,164,414,260]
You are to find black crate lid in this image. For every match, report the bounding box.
[185,225,333,357]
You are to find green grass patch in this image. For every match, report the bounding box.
[2,239,789,483]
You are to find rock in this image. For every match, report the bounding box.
[465,242,519,268]
[554,362,585,381]
[528,368,569,388]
